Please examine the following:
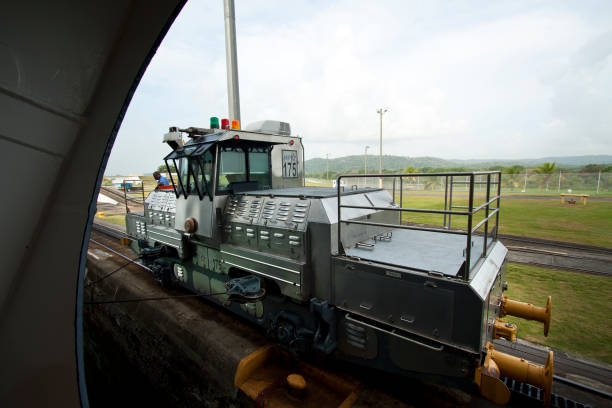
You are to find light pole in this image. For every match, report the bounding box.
[376,108,388,188]
[224,0,241,123]
[326,153,329,183]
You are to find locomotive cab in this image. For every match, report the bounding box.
[161,124,304,241]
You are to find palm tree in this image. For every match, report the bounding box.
[503,165,525,190]
[534,162,556,174]
[533,162,556,191]
[402,165,419,186]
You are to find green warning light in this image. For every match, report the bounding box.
[210,117,220,129]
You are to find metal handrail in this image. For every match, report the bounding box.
[338,204,470,216]
[471,208,499,233]
[336,171,502,281]
[343,219,468,236]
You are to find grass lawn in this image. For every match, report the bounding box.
[499,199,611,246]
[504,263,612,364]
[394,194,612,247]
[96,215,126,226]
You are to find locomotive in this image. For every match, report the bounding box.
[126,119,554,406]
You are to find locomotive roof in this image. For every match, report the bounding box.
[166,129,293,160]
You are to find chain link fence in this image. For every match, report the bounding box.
[307,172,611,194]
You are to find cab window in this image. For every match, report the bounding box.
[217,144,271,193]
[174,149,214,199]
[176,157,189,196]
[248,147,271,189]
[217,146,247,191]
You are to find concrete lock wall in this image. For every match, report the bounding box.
[0,1,185,406]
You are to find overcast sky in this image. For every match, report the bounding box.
[106,0,612,175]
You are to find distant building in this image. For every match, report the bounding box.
[111,175,142,190]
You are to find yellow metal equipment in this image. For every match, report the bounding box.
[287,373,307,397]
[476,342,554,407]
[234,344,359,408]
[492,318,517,342]
[500,295,552,336]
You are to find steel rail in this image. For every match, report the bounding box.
[89,238,153,273]
[553,375,612,400]
[91,222,128,239]
[100,185,144,204]
[499,234,612,255]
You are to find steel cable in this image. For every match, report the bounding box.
[84,292,228,305]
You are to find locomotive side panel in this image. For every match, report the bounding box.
[332,260,456,343]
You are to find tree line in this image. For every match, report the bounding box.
[307,162,612,179]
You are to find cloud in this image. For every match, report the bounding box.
[105,0,612,174]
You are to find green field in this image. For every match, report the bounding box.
[504,263,612,364]
[97,215,126,226]
[99,185,612,247]
[394,194,612,247]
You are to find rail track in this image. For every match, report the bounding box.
[499,234,612,276]
[88,221,611,407]
[99,186,145,205]
[91,221,611,276]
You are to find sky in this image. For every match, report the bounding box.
[105,0,612,175]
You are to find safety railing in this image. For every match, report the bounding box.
[113,183,157,214]
[336,171,501,281]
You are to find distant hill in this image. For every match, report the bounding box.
[450,155,612,168]
[305,154,612,174]
[305,155,456,174]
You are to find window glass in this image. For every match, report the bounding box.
[176,157,189,197]
[249,147,271,189]
[189,158,203,197]
[218,147,246,190]
[202,149,214,191]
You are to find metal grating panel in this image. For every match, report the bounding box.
[502,377,591,408]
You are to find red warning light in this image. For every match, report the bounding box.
[221,118,230,129]
[289,140,294,146]
[233,135,240,140]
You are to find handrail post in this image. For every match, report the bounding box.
[448,176,454,229]
[464,174,475,280]
[141,179,146,212]
[443,175,449,228]
[495,172,501,239]
[123,181,129,214]
[398,176,403,224]
[337,175,342,255]
[483,173,491,257]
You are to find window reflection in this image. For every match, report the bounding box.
[218,147,247,191]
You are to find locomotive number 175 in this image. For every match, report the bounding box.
[282,150,298,178]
